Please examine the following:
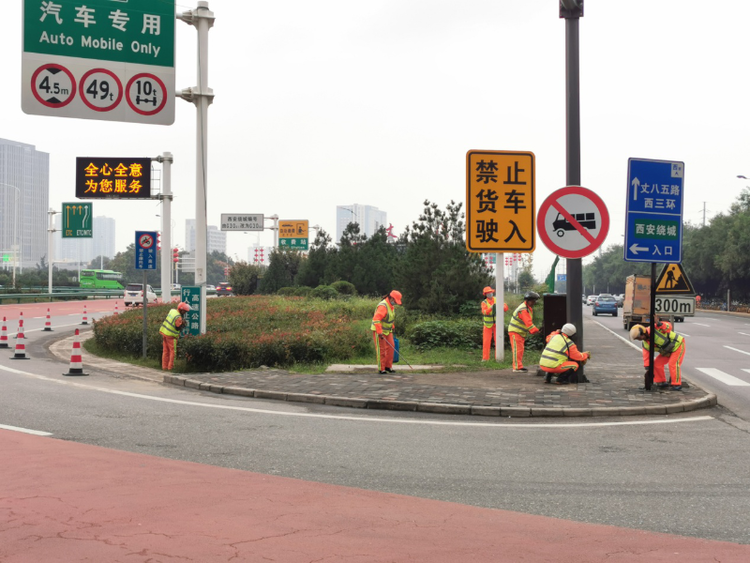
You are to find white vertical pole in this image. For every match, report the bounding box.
[495,253,504,361]
[158,152,173,303]
[178,2,214,334]
[48,208,56,294]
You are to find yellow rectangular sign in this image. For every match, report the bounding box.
[466,150,535,253]
[279,220,309,238]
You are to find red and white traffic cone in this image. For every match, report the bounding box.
[10,319,30,360]
[0,317,9,349]
[15,311,24,339]
[114,302,119,316]
[43,308,53,331]
[63,329,88,376]
[81,304,89,325]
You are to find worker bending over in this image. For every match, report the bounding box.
[630,323,685,390]
[507,291,540,372]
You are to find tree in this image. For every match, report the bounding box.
[229,261,265,295]
[395,200,492,315]
[295,229,335,288]
[258,249,304,293]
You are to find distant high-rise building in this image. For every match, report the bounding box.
[0,138,49,271]
[55,216,116,267]
[336,204,387,242]
[185,219,227,255]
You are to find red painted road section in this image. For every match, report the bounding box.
[0,299,128,319]
[2,430,749,562]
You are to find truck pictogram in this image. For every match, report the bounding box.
[553,212,596,237]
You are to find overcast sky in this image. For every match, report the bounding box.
[4,0,749,281]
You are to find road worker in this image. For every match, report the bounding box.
[371,290,402,375]
[480,286,508,361]
[507,291,541,372]
[630,323,686,390]
[159,301,191,371]
[539,323,591,384]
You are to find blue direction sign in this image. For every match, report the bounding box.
[624,158,684,263]
[135,230,157,270]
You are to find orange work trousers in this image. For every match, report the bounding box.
[540,361,579,374]
[643,342,686,385]
[162,335,177,370]
[509,332,527,370]
[373,332,395,372]
[482,325,495,361]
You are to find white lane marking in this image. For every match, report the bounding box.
[696,368,750,387]
[0,424,53,436]
[0,363,714,429]
[693,323,711,327]
[739,333,750,337]
[593,321,642,351]
[677,332,690,337]
[725,346,750,357]
[6,322,89,337]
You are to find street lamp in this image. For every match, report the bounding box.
[0,183,21,286]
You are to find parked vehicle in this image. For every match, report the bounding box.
[586,295,597,306]
[123,283,158,307]
[216,282,233,297]
[592,295,618,317]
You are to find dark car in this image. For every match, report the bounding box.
[592,295,618,317]
[216,282,233,297]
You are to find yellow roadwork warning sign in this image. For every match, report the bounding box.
[466,150,535,253]
[655,263,695,294]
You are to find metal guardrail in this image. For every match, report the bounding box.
[0,288,215,305]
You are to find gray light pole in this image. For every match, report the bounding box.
[560,0,585,355]
[155,152,173,303]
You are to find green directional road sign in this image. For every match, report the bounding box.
[62,202,93,238]
[180,286,203,337]
[22,0,176,125]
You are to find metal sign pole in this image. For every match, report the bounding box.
[496,254,504,361]
[157,152,173,303]
[142,271,148,359]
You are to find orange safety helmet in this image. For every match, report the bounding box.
[389,290,403,305]
[483,286,494,295]
[177,302,192,313]
[655,320,673,334]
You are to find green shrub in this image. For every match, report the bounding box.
[310,285,338,300]
[93,295,376,372]
[277,287,296,296]
[330,280,357,295]
[407,319,482,350]
[293,286,311,297]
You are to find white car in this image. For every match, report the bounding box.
[586,295,597,306]
[123,283,158,307]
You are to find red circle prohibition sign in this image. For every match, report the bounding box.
[537,186,610,259]
[126,73,168,116]
[31,63,77,108]
[139,233,155,249]
[79,68,123,112]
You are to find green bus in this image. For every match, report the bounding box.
[80,269,124,290]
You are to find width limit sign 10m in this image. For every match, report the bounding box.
[465,151,535,254]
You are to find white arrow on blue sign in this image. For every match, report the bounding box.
[624,158,685,263]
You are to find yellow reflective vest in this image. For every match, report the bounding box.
[481,297,496,328]
[540,333,574,369]
[643,329,684,355]
[159,309,182,338]
[508,303,533,337]
[370,299,395,335]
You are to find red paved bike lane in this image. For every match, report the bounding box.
[2,429,749,562]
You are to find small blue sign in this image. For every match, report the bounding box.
[135,231,158,270]
[624,158,684,263]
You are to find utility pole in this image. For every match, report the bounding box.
[155,152,173,303]
[560,0,585,354]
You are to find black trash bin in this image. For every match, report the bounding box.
[542,293,567,341]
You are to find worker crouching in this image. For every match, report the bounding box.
[539,323,591,385]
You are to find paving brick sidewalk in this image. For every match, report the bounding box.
[157,317,716,417]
